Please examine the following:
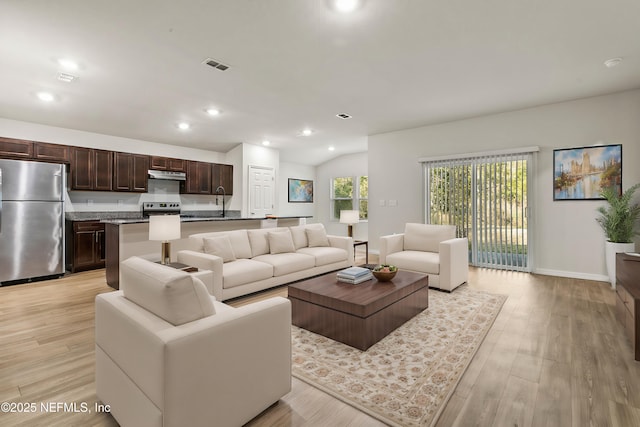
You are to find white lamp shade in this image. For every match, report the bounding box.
[340,210,360,225]
[149,215,181,241]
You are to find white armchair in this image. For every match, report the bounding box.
[379,223,469,292]
[95,256,291,427]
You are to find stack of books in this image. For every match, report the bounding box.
[337,266,373,284]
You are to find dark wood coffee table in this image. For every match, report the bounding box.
[288,270,429,350]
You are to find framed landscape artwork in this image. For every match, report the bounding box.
[288,178,314,203]
[553,144,622,201]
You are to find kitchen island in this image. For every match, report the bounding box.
[104,216,309,289]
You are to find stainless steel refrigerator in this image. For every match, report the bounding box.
[0,158,65,285]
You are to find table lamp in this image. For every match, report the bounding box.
[340,210,360,238]
[149,215,181,264]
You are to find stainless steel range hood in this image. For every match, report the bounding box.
[148,170,186,181]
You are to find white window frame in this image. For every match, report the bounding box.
[331,175,368,221]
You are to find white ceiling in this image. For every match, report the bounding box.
[1,0,639,165]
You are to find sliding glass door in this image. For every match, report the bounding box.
[424,150,534,272]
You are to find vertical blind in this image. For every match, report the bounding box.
[421,147,537,272]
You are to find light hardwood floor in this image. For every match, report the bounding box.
[1,251,639,426]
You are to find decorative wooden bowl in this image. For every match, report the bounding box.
[372,269,397,282]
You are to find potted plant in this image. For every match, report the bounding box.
[596,183,640,287]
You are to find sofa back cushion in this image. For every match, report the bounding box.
[203,236,237,263]
[268,230,296,254]
[120,256,215,326]
[403,223,456,253]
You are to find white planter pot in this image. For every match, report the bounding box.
[605,241,635,288]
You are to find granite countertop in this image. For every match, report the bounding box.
[65,211,310,224]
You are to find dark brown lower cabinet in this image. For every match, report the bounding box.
[66,220,106,272]
[616,253,640,361]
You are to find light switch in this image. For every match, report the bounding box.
[388,199,397,207]
[379,199,386,207]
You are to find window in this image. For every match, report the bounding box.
[421,147,537,272]
[331,176,368,220]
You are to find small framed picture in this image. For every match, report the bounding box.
[553,144,622,200]
[288,178,313,203]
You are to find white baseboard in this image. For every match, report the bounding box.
[368,248,610,284]
[533,268,609,283]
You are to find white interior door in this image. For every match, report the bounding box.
[248,165,275,218]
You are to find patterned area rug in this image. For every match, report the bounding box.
[291,286,507,427]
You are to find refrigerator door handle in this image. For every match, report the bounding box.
[0,167,3,233]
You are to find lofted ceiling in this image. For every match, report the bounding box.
[1,0,639,165]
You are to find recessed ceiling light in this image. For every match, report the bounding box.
[177,122,190,130]
[604,57,623,68]
[328,146,335,151]
[333,0,359,13]
[301,128,313,136]
[37,92,55,102]
[262,140,270,146]
[206,108,220,116]
[58,59,79,70]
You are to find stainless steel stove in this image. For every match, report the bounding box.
[142,201,181,217]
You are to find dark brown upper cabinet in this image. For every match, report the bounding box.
[212,163,233,195]
[34,142,70,163]
[70,147,113,191]
[113,152,149,192]
[182,160,212,194]
[150,156,186,172]
[0,137,34,159]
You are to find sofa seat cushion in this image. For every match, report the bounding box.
[386,250,441,275]
[223,259,274,289]
[297,247,348,267]
[252,253,315,277]
[120,256,215,326]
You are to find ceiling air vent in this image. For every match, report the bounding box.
[203,58,230,71]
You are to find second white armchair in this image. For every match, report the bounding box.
[379,223,469,292]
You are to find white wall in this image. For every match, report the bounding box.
[369,89,640,281]
[316,152,368,239]
[0,117,239,213]
[278,162,316,218]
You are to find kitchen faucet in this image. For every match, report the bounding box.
[215,185,226,217]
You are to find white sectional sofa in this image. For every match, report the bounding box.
[95,256,292,427]
[177,223,353,301]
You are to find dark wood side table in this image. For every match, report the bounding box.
[353,240,368,264]
[158,262,199,273]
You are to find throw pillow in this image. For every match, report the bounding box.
[247,229,272,257]
[289,225,309,249]
[306,226,330,247]
[268,230,296,254]
[203,236,236,263]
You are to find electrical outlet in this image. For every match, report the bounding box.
[379,199,386,207]
[388,199,397,207]
[87,199,94,206]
